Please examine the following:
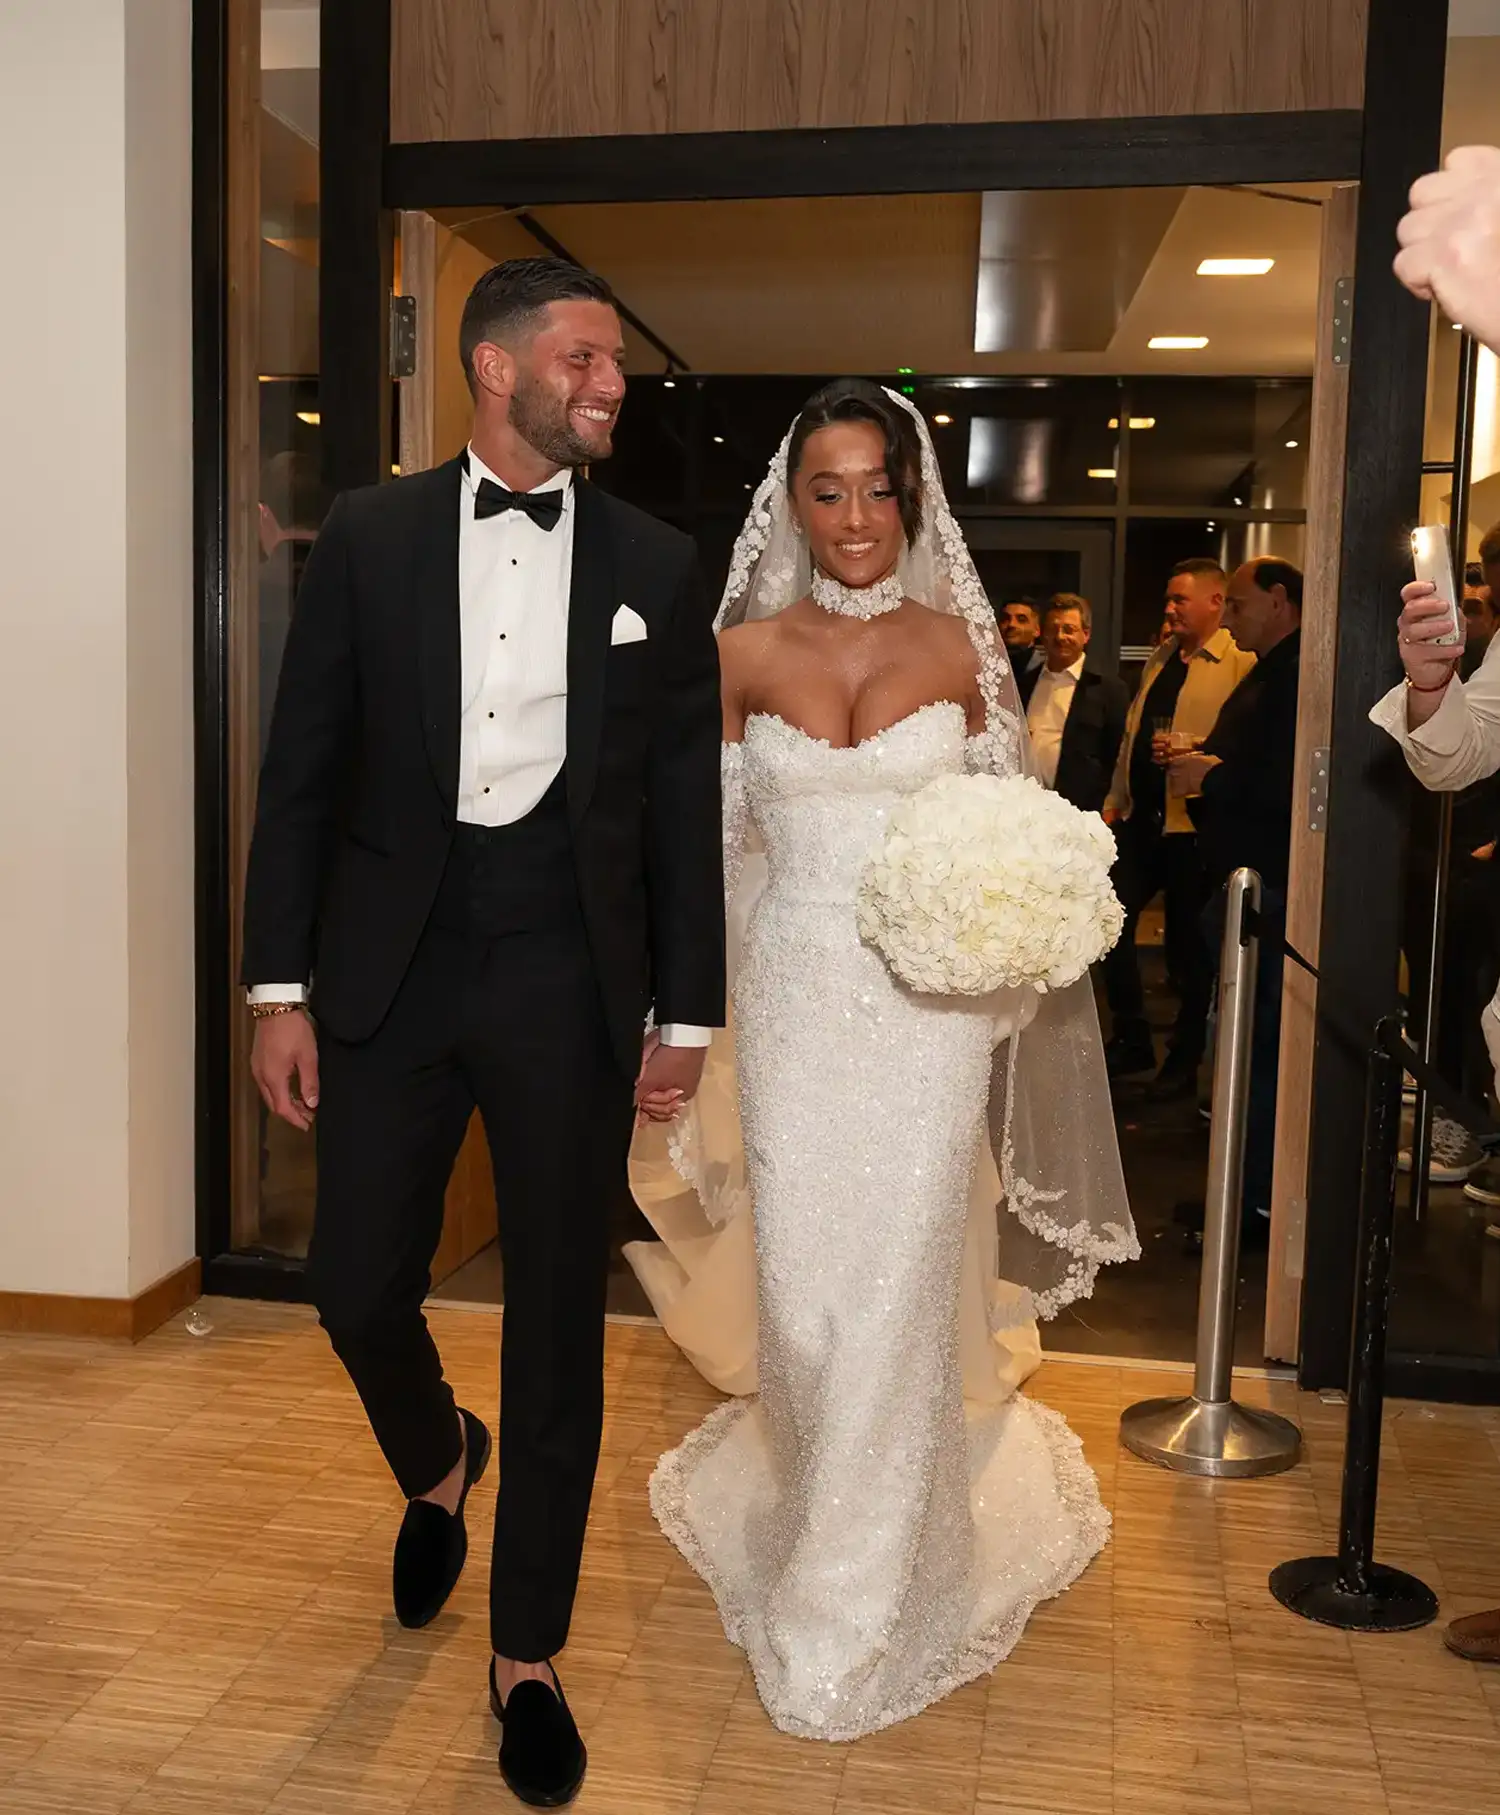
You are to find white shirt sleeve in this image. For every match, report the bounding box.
[658,1024,714,1048]
[248,984,308,1005]
[1369,640,1500,791]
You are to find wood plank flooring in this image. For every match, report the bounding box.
[2,1299,1499,1813]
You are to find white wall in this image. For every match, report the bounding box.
[0,3,195,1298]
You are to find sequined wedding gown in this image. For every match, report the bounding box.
[646,701,1110,1741]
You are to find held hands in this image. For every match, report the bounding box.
[635,1030,707,1128]
[1395,146,1500,352]
[251,1009,320,1132]
[1397,580,1465,689]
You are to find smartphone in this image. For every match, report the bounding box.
[1411,524,1464,646]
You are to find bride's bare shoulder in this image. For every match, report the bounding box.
[719,616,789,675]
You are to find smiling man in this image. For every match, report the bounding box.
[1019,594,1128,811]
[241,258,724,1807]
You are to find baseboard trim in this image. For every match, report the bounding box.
[0,1259,203,1342]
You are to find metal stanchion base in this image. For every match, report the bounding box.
[1269,1556,1439,1632]
[1119,1395,1302,1478]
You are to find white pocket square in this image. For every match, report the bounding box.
[610,603,648,645]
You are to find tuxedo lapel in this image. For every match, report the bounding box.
[566,479,614,825]
[415,457,465,815]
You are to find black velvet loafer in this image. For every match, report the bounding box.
[392,1406,491,1629]
[490,1660,587,1808]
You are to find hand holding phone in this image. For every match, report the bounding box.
[1411,524,1463,646]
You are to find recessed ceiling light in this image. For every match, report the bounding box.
[1197,258,1275,277]
[1207,521,1217,531]
[1108,417,1157,430]
[296,410,320,425]
[1088,468,1117,480]
[713,435,725,445]
[1285,439,1299,449]
[663,379,676,388]
[933,413,953,426]
[1148,336,1209,350]
[1234,495,1245,505]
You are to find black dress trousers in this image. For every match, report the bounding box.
[308,781,637,1660]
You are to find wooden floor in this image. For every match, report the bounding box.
[4,1302,1500,1814]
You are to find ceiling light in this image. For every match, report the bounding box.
[713,435,725,445]
[1197,258,1275,277]
[1285,439,1299,448]
[1108,417,1157,430]
[1207,522,1216,531]
[297,410,320,425]
[933,413,953,426]
[1148,336,1209,350]
[1088,468,1117,480]
[1234,495,1245,505]
[662,379,676,389]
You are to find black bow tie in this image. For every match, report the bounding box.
[473,476,565,531]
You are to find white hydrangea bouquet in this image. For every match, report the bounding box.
[856,773,1124,996]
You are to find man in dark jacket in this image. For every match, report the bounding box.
[1170,557,1302,1244]
[1018,594,1128,812]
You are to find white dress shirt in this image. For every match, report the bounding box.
[1025,655,1085,789]
[457,448,573,825]
[251,444,709,1048]
[1369,632,1500,792]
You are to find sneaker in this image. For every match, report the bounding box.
[1397,1115,1483,1183]
[1464,1157,1500,1207]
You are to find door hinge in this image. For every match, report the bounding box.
[390,293,418,380]
[1330,277,1352,366]
[1308,746,1330,832]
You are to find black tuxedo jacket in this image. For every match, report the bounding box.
[1018,664,1129,814]
[242,457,725,1072]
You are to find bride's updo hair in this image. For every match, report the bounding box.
[786,378,925,547]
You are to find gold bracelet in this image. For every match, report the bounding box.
[249,1001,305,1020]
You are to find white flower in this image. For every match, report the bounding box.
[856,773,1125,996]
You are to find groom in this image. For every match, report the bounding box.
[243,258,724,1806]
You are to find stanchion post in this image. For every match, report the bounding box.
[1268,1021,1438,1630]
[1119,869,1302,1477]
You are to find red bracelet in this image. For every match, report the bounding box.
[1405,674,1453,694]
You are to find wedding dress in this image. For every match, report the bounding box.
[628,391,1137,1740]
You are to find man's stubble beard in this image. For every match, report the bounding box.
[507,370,609,468]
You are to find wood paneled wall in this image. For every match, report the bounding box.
[392,0,1369,145]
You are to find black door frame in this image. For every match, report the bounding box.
[196,1,1457,1382]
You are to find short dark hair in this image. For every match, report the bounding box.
[459,257,617,395]
[786,378,924,546]
[1466,561,1486,589]
[1479,521,1500,570]
[1250,557,1304,609]
[1045,592,1092,631]
[1002,598,1040,621]
[1172,557,1227,585]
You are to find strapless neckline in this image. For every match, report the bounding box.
[743,699,967,754]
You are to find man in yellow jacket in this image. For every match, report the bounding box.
[1102,558,1257,1097]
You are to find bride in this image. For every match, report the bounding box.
[627,379,1137,1741]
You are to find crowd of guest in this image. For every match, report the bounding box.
[1005,554,1305,1247]
[1028,529,1500,1250]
